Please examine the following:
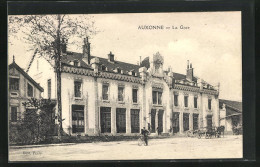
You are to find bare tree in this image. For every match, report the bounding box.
[9,14,98,140]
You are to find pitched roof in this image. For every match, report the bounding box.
[9,62,44,92]
[219,99,242,113]
[61,52,213,90]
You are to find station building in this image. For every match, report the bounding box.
[27,38,220,136]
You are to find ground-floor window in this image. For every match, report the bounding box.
[151,109,156,133]
[207,115,213,129]
[183,113,189,131]
[100,107,111,133]
[172,112,179,133]
[116,108,126,133]
[193,114,199,130]
[131,109,140,133]
[72,105,84,133]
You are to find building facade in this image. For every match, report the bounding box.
[8,59,44,124]
[27,38,220,136]
[219,99,242,133]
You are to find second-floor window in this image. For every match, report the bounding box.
[132,88,138,103]
[118,86,124,101]
[9,78,19,91]
[194,97,198,108]
[152,90,162,105]
[208,99,212,110]
[48,79,51,99]
[174,94,178,106]
[74,81,82,98]
[27,83,33,97]
[102,84,109,100]
[184,96,188,107]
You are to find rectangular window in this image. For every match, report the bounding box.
[152,91,157,104]
[208,99,212,110]
[183,113,189,131]
[152,90,163,105]
[193,114,199,130]
[174,94,178,106]
[158,92,162,105]
[102,84,109,100]
[131,109,140,133]
[194,97,197,108]
[118,86,124,101]
[74,81,82,97]
[9,78,19,91]
[27,83,33,97]
[132,88,138,103]
[100,107,111,133]
[116,108,126,133]
[207,115,213,129]
[184,96,188,107]
[48,79,51,99]
[72,105,84,133]
[11,107,18,122]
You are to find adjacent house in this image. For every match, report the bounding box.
[219,99,242,133]
[8,58,44,124]
[27,37,220,136]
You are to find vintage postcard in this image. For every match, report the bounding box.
[8,12,242,161]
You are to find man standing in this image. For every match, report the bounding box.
[141,127,149,146]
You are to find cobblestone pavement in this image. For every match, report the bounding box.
[9,135,242,161]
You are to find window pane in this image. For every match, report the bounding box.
[11,107,17,122]
[174,94,178,106]
[118,87,124,101]
[152,91,157,104]
[27,83,33,97]
[9,78,19,91]
[184,96,188,107]
[74,81,82,97]
[132,89,138,103]
[102,84,109,100]
[194,97,197,108]
[208,99,212,110]
[48,79,51,99]
[158,92,162,105]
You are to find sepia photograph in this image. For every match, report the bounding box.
[8,11,243,161]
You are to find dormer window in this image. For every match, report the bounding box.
[101,65,107,71]
[130,70,135,76]
[74,60,79,66]
[117,68,121,74]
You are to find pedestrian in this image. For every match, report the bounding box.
[141,127,149,146]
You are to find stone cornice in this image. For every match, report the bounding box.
[62,65,141,84]
[174,84,218,95]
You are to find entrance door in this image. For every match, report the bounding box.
[116,108,126,133]
[158,110,164,134]
[151,109,156,133]
[183,113,189,131]
[131,109,140,133]
[172,112,179,133]
[100,107,111,133]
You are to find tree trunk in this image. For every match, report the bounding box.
[56,15,63,140]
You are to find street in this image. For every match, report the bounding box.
[9,135,242,161]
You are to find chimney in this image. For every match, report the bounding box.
[108,51,115,63]
[186,60,194,81]
[82,37,91,64]
[61,38,67,53]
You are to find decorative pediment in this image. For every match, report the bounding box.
[9,67,19,76]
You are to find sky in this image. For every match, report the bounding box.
[8,12,242,101]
